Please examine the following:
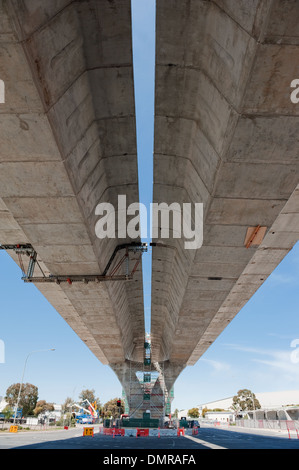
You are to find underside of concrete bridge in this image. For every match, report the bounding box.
[0,0,299,420]
[0,0,145,366]
[151,0,299,373]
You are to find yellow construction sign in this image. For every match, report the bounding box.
[9,425,18,433]
[83,427,94,437]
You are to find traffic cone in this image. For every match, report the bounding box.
[158,427,160,438]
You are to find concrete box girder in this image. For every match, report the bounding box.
[0,0,145,368]
[151,0,299,376]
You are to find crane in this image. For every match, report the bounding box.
[71,400,99,424]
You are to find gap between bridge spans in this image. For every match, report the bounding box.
[131,0,156,335]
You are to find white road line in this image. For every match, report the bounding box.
[184,435,227,449]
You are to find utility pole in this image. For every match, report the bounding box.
[13,349,55,424]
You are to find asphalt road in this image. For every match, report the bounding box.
[1,425,299,450]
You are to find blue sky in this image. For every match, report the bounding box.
[175,241,299,407]
[1,0,299,412]
[1,240,299,410]
[131,0,155,333]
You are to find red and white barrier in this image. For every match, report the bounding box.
[103,428,125,436]
[136,428,149,437]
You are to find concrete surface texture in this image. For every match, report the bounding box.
[0,0,298,417]
[151,0,299,374]
[0,0,145,365]
[1,424,299,450]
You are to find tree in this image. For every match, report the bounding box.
[79,389,100,408]
[232,389,261,412]
[78,388,101,416]
[33,400,54,416]
[61,397,74,415]
[102,398,124,419]
[5,383,38,416]
[188,407,199,419]
[62,412,76,427]
[79,388,95,404]
[2,406,13,421]
[55,397,76,427]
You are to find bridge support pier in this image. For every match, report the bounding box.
[110,360,185,422]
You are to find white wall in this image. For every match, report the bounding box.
[199,390,299,411]
[0,398,8,412]
[205,412,234,422]
[178,409,189,419]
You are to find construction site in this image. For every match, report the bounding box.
[0,0,299,449]
[119,334,175,427]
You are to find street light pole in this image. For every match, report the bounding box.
[13,348,55,424]
[248,393,256,424]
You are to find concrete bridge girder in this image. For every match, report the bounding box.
[151,0,299,373]
[0,0,145,365]
[0,0,298,404]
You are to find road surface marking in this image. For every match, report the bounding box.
[184,435,227,449]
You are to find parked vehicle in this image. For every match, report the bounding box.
[189,420,200,428]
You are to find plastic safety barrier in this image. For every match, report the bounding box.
[136,428,149,437]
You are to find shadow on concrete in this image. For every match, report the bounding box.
[192,427,299,449]
[12,433,206,450]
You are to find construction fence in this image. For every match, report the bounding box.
[235,419,299,432]
[99,426,194,437]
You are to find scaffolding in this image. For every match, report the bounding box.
[124,334,173,425]
[0,242,148,283]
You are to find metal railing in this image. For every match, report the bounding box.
[235,419,299,431]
